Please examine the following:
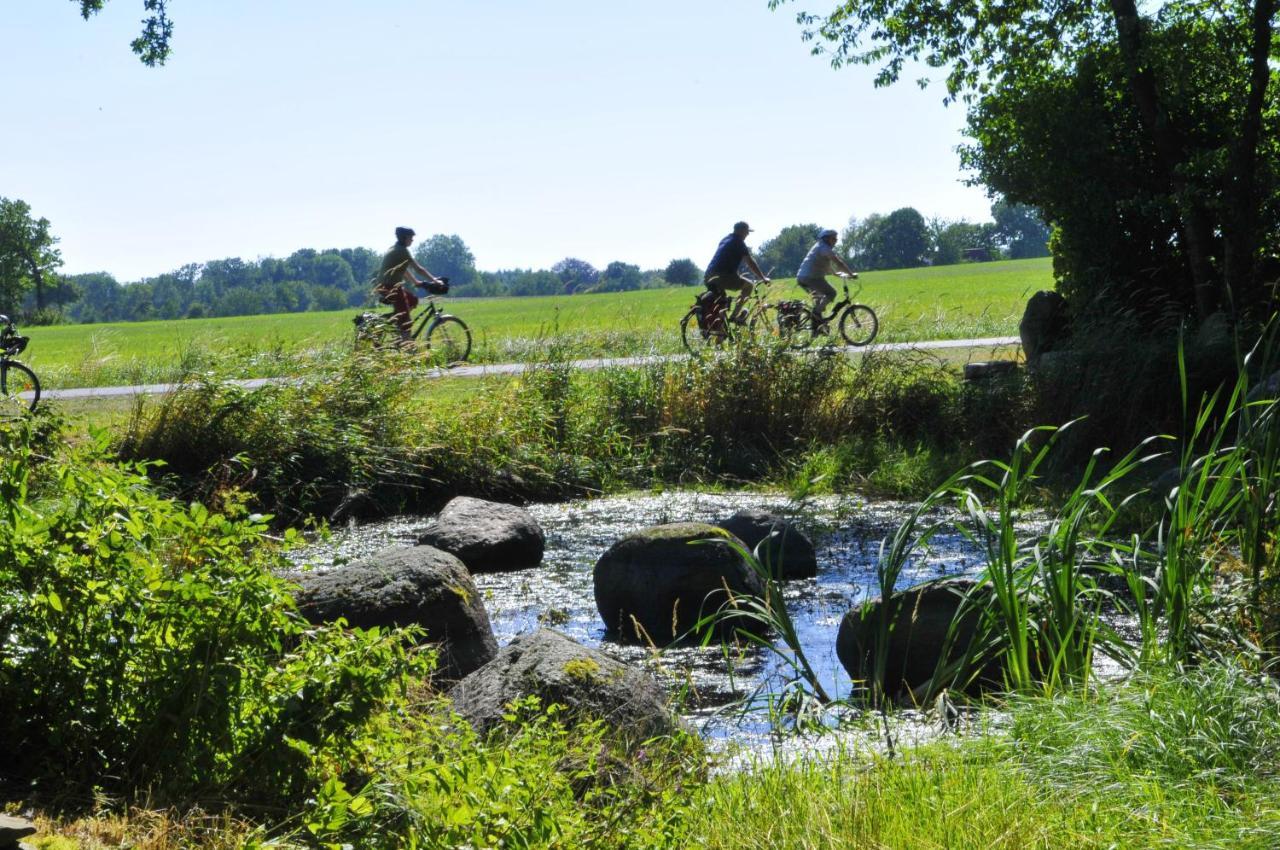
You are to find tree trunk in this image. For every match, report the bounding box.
[1222,0,1275,317]
[1109,0,1221,319]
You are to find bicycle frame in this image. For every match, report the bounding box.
[409,297,445,340]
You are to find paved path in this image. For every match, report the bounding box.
[40,336,1020,401]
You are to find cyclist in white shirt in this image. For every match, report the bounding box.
[796,228,857,319]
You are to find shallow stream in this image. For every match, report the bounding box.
[288,491,991,755]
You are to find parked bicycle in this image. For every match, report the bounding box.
[0,314,40,417]
[353,277,472,366]
[770,275,878,349]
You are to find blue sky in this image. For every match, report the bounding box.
[2,0,992,280]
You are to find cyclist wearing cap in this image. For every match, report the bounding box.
[796,228,856,319]
[375,226,445,343]
[704,221,770,324]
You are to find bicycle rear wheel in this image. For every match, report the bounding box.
[681,308,729,357]
[0,360,40,417]
[426,315,472,366]
[838,304,879,346]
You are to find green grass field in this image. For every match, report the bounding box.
[23,257,1050,388]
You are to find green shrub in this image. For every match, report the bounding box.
[0,428,424,804]
[303,696,704,850]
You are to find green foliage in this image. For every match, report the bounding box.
[778,0,1279,321]
[0,425,423,802]
[114,352,427,523]
[413,233,478,287]
[662,258,702,286]
[75,0,173,66]
[755,223,822,277]
[0,197,64,318]
[844,208,930,270]
[303,696,703,850]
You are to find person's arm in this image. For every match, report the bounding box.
[408,257,443,286]
[744,253,769,281]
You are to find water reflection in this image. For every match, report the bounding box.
[287,491,988,747]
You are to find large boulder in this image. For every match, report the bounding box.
[417,496,545,572]
[294,545,497,680]
[448,629,681,741]
[716,508,817,580]
[1019,290,1069,367]
[593,522,766,645]
[836,578,996,700]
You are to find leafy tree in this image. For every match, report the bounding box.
[991,201,1051,260]
[0,198,64,316]
[663,258,702,286]
[755,224,822,277]
[552,257,600,294]
[772,0,1279,322]
[859,208,931,270]
[414,234,477,286]
[596,261,643,292]
[840,213,883,269]
[75,0,173,66]
[930,218,998,266]
[507,270,563,296]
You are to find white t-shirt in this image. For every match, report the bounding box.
[797,241,841,279]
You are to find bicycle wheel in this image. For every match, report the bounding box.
[767,303,813,350]
[425,315,472,366]
[838,304,879,346]
[681,308,728,357]
[0,360,40,417]
[354,314,395,350]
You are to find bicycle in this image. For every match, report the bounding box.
[770,275,878,349]
[353,278,472,366]
[0,314,40,417]
[680,276,780,357]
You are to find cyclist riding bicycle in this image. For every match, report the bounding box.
[703,220,770,325]
[375,226,446,344]
[796,228,857,321]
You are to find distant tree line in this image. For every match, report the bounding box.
[0,194,1048,325]
[754,201,1051,278]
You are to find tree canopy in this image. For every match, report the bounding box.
[756,224,823,277]
[773,0,1279,324]
[75,0,173,66]
[0,198,63,316]
[414,234,478,287]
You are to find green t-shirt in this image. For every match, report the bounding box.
[376,243,413,291]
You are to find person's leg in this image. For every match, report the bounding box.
[724,276,752,323]
[387,288,416,341]
[798,277,836,323]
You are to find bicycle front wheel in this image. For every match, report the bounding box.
[426,316,472,366]
[838,304,879,346]
[0,360,40,417]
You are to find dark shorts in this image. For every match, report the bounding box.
[797,276,836,301]
[704,273,751,293]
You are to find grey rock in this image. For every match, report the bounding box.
[448,629,680,741]
[593,522,766,645]
[294,545,497,679]
[716,508,817,580]
[1019,290,1069,366]
[963,360,1019,381]
[417,496,545,573]
[836,578,998,699]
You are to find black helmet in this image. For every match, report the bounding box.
[394,226,416,240]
